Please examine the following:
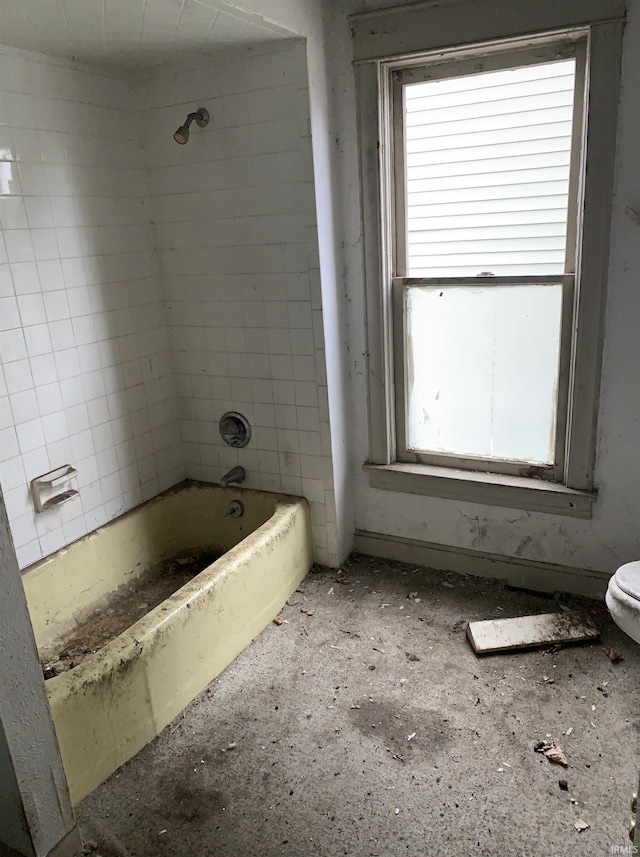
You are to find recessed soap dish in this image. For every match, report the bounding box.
[31,465,79,513]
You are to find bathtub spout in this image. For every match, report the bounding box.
[220,466,246,488]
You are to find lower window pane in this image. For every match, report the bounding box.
[405,283,563,465]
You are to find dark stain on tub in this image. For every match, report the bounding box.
[40,548,220,679]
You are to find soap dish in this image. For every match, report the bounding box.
[31,465,79,513]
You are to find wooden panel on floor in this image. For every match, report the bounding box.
[466,611,600,654]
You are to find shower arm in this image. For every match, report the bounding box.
[183,112,202,131]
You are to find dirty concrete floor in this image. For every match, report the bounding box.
[77,555,640,857]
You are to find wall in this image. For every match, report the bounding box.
[0,483,78,857]
[137,41,339,565]
[0,47,183,569]
[221,0,357,565]
[326,0,640,576]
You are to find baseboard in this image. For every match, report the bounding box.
[47,829,82,857]
[353,530,611,598]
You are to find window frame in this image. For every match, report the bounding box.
[353,1,625,517]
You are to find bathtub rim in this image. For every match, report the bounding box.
[20,478,280,580]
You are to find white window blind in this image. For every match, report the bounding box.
[404,59,577,277]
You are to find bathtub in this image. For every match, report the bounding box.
[21,480,312,805]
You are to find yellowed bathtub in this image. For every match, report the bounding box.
[21,480,312,805]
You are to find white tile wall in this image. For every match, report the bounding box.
[0,47,183,568]
[138,42,338,564]
[0,42,340,569]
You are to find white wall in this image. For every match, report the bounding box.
[0,37,352,570]
[136,41,339,564]
[220,1,357,565]
[0,47,183,569]
[326,0,640,575]
[5,0,633,581]
[0,484,78,857]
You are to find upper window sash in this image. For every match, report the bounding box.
[389,39,588,280]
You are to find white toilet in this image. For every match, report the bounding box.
[606,561,640,645]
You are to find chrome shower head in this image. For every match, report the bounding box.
[173,107,209,145]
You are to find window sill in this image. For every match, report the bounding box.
[364,462,595,518]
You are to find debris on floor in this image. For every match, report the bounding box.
[605,647,624,662]
[273,617,283,626]
[75,554,639,857]
[466,611,599,654]
[574,819,590,832]
[559,779,569,791]
[543,643,562,654]
[534,740,568,767]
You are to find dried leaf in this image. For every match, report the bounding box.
[545,745,568,767]
[605,647,624,663]
[534,741,568,767]
[543,643,562,654]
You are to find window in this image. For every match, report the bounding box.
[393,42,584,481]
[353,1,624,516]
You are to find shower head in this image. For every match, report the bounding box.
[173,107,209,145]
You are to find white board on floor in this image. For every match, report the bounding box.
[466,611,599,654]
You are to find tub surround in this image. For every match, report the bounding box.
[0,40,339,572]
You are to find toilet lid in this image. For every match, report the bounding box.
[615,561,640,601]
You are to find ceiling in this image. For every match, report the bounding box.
[0,0,297,70]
